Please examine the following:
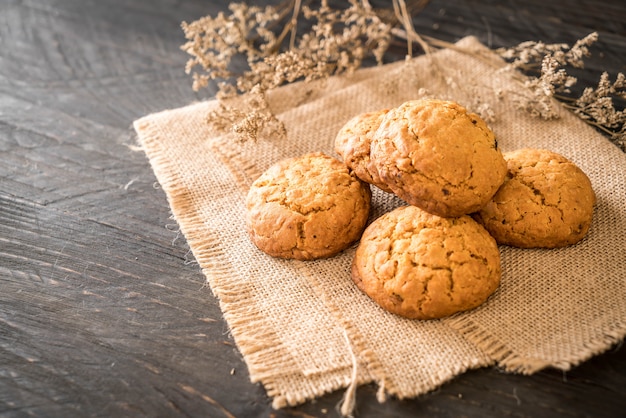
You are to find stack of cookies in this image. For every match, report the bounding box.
[245,98,596,320]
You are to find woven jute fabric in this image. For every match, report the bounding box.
[133,37,626,409]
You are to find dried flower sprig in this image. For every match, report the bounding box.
[181,3,282,93]
[497,32,625,150]
[571,72,626,150]
[497,32,597,119]
[207,85,287,143]
[507,53,578,120]
[497,32,597,71]
[181,0,428,141]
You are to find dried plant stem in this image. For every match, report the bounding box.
[393,0,431,57]
[288,0,301,49]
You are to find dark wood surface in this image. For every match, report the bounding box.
[1,1,625,417]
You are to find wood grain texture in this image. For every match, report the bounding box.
[1,1,625,417]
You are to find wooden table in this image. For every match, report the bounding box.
[2,1,625,416]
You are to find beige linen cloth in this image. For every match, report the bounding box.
[133,37,626,409]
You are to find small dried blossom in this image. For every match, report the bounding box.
[207,85,286,142]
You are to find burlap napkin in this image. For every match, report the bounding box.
[133,37,626,410]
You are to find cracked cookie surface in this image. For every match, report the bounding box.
[474,148,596,248]
[246,152,371,260]
[352,205,501,319]
[334,109,393,193]
[371,99,507,217]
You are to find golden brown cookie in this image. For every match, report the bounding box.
[352,205,501,320]
[334,109,393,193]
[473,148,596,248]
[245,152,371,260]
[371,99,507,217]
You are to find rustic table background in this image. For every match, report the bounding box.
[1,1,625,417]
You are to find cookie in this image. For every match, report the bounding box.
[245,152,371,260]
[334,109,393,193]
[352,205,501,319]
[371,99,507,217]
[473,148,596,248]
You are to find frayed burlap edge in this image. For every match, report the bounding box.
[447,314,626,374]
[134,111,373,410]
